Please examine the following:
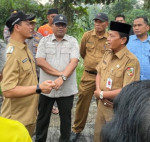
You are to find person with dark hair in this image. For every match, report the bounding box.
[70,13,109,142]
[115,14,125,23]
[115,14,134,35]
[35,14,79,142]
[94,21,140,142]
[101,80,150,142]
[0,45,32,142]
[3,10,18,43]
[38,8,59,114]
[38,8,58,36]
[127,16,150,80]
[26,18,43,79]
[1,11,55,136]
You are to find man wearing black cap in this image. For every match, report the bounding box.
[35,14,79,142]
[70,13,109,142]
[0,11,55,136]
[38,8,58,36]
[93,21,140,142]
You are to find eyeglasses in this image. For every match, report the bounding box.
[55,23,67,28]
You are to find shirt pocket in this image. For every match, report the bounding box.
[86,43,94,52]
[20,59,32,79]
[110,69,123,88]
[60,46,71,64]
[45,47,56,59]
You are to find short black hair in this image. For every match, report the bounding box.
[101,80,150,142]
[134,16,149,25]
[118,32,129,45]
[115,14,125,20]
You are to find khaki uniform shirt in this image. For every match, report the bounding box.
[1,39,39,126]
[36,34,80,98]
[96,47,140,91]
[80,29,108,71]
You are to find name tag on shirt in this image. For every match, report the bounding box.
[106,78,112,89]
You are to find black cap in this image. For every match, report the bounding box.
[53,14,67,25]
[47,8,58,15]
[110,21,131,35]
[6,11,35,30]
[94,13,108,22]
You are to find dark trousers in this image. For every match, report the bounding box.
[35,94,74,142]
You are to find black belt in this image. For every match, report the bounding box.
[85,70,97,75]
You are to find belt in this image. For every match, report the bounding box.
[85,70,97,75]
[101,99,113,108]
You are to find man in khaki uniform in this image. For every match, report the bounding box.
[70,13,109,142]
[1,11,55,136]
[94,21,140,142]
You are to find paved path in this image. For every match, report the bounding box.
[0,95,97,142]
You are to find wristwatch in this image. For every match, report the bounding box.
[61,75,67,81]
[36,84,42,94]
[99,91,104,99]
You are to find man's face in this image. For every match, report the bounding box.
[52,22,67,39]
[133,18,149,36]
[30,22,36,33]
[94,19,108,33]
[107,30,124,53]
[115,17,125,23]
[16,21,33,38]
[47,14,57,25]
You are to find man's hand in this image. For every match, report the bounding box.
[94,89,101,100]
[40,80,55,94]
[53,77,64,90]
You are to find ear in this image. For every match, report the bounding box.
[13,24,21,32]
[47,15,50,20]
[121,37,127,45]
[146,25,150,32]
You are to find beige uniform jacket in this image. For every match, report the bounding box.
[1,39,39,126]
[96,47,140,91]
[80,29,108,71]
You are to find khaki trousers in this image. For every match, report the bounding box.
[25,123,36,137]
[94,100,113,142]
[72,71,96,133]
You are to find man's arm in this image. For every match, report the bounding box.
[36,58,62,76]
[80,33,87,59]
[54,58,78,90]
[94,73,121,100]
[3,80,55,98]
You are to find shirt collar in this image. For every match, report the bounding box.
[51,34,68,41]
[114,46,128,59]
[92,29,108,39]
[132,34,150,42]
[9,39,26,49]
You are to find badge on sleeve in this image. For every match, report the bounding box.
[6,46,14,54]
[127,67,134,76]
[106,78,112,89]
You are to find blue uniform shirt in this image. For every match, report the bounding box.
[127,35,150,80]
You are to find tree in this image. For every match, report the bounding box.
[144,0,150,10]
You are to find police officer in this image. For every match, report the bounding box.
[1,11,55,136]
[94,21,140,142]
[70,13,109,142]
[26,18,43,78]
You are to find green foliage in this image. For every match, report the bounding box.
[76,58,84,87]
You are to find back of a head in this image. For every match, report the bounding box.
[101,80,150,142]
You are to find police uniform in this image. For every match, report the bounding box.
[94,22,140,142]
[1,39,39,136]
[72,29,108,133]
[26,32,43,77]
